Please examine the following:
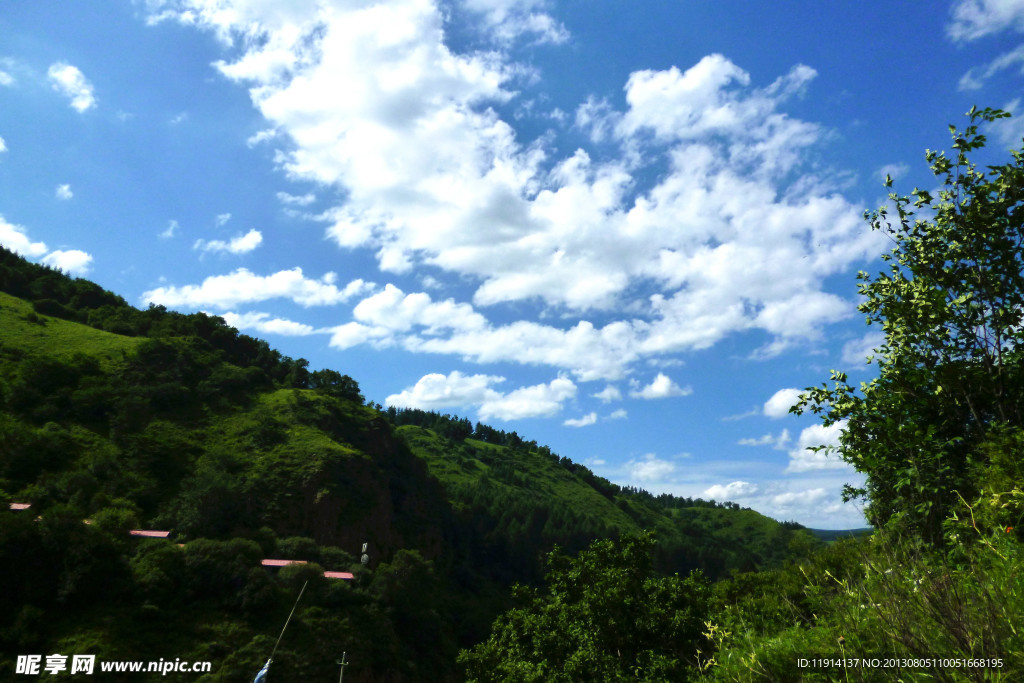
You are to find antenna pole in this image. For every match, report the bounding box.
[270,580,308,662]
[336,652,349,683]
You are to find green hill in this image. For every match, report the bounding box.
[0,245,817,680]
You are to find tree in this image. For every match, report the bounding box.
[458,533,711,682]
[797,107,1024,543]
[309,368,363,403]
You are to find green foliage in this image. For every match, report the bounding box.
[0,246,822,680]
[796,107,1024,543]
[460,533,712,682]
[707,530,1024,681]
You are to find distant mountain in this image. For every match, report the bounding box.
[0,245,820,680]
[807,527,874,542]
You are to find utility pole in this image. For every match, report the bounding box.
[336,652,349,683]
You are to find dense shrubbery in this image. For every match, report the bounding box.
[460,534,712,682]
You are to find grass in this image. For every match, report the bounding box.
[0,291,140,364]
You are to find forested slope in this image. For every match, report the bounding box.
[0,245,816,680]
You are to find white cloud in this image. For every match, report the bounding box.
[160,219,179,239]
[41,249,93,275]
[629,372,691,399]
[607,408,627,420]
[628,453,676,482]
[704,480,759,500]
[563,412,597,427]
[841,331,885,367]
[143,267,373,309]
[479,376,576,421]
[958,44,1024,90]
[785,421,851,473]
[0,216,47,257]
[385,370,576,421]
[47,62,96,112]
[993,97,1024,145]
[55,184,73,200]
[764,387,802,418]
[247,128,278,146]
[593,385,622,402]
[142,2,880,371]
[0,135,6,153]
[461,0,569,45]
[878,163,910,183]
[0,70,13,86]
[386,370,504,411]
[277,191,316,206]
[738,429,791,449]
[215,212,232,226]
[0,216,93,274]
[948,0,1024,41]
[331,284,637,379]
[194,228,263,254]
[220,311,316,336]
[771,487,828,508]
[721,407,760,422]
[327,321,394,350]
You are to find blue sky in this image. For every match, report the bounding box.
[3,0,1024,528]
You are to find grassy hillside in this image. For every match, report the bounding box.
[0,290,141,362]
[0,246,818,680]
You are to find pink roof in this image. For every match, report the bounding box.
[9,503,31,510]
[129,530,171,538]
[261,559,308,567]
[323,571,355,580]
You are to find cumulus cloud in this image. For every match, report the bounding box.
[0,70,13,86]
[55,184,73,200]
[785,421,850,473]
[215,212,232,226]
[704,480,759,500]
[461,0,569,45]
[0,216,93,274]
[948,0,1024,41]
[629,373,691,399]
[143,267,373,309]
[42,249,93,275]
[0,135,7,153]
[220,311,316,336]
[328,284,645,380]
[143,2,880,373]
[563,411,597,427]
[0,216,47,257]
[47,62,96,112]
[479,376,576,421]
[607,408,627,420]
[764,387,802,418]
[385,370,576,420]
[593,385,622,402]
[386,371,503,411]
[194,228,264,254]
[628,453,676,482]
